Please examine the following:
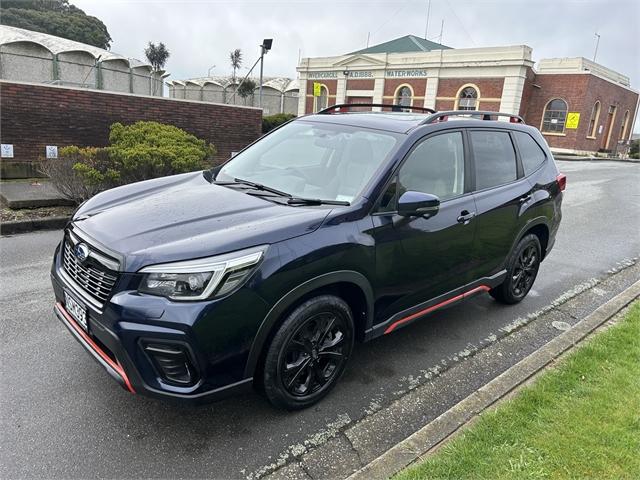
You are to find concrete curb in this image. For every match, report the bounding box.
[347,279,640,480]
[554,156,639,163]
[0,216,70,235]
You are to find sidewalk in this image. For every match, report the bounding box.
[0,179,74,209]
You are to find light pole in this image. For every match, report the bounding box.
[207,64,216,77]
[258,39,273,109]
[593,33,601,62]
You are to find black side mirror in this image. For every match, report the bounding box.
[397,191,440,217]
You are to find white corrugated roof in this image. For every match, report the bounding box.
[167,75,299,92]
[0,25,153,70]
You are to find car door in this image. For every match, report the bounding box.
[370,130,477,325]
[468,128,533,277]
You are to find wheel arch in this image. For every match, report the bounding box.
[512,218,550,261]
[243,270,374,378]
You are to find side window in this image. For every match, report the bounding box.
[470,130,517,190]
[514,131,546,176]
[397,132,465,202]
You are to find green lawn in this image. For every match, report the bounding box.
[396,301,640,480]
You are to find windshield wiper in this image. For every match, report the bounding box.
[287,197,350,206]
[230,178,292,198]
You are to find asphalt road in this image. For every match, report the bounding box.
[1,160,639,479]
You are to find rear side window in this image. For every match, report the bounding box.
[514,131,546,175]
[470,130,517,190]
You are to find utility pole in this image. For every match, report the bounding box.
[593,33,601,62]
[207,64,216,77]
[424,0,431,39]
[258,38,273,109]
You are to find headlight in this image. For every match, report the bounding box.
[138,245,267,301]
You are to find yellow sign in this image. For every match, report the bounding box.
[566,112,580,129]
[313,82,321,97]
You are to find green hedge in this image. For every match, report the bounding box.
[262,113,296,133]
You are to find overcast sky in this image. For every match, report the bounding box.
[75,0,640,130]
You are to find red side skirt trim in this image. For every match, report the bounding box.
[55,302,135,393]
[384,285,491,334]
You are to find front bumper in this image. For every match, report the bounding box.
[50,245,269,404]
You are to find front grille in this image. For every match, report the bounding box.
[62,237,118,305]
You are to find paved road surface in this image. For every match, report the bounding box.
[1,161,639,479]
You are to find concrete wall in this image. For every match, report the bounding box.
[0,42,52,83]
[100,59,131,93]
[0,80,262,168]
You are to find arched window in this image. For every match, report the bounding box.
[457,86,478,111]
[588,101,601,138]
[314,84,328,112]
[619,110,630,141]
[541,98,568,133]
[395,85,413,108]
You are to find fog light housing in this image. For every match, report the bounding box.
[142,341,198,386]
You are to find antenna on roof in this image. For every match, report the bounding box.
[424,0,431,39]
[593,32,601,62]
[366,31,370,47]
[438,19,445,44]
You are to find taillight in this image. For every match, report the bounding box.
[556,173,566,192]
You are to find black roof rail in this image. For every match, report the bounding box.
[318,103,436,114]
[420,110,525,125]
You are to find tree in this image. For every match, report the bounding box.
[237,79,256,104]
[144,42,170,71]
[0,0,112,49]
[229,48,242,82]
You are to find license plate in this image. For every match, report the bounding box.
[64,292,88,331]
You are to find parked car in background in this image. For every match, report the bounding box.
[51,105,564,409]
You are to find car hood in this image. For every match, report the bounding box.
[72,172,331,272]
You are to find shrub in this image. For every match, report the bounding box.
[39,146,119,204]
[107,121,216,183]
[40,121,216,204]
[262,113,296,133]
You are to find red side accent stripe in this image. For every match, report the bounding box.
[384,285,491,334]
[55,302,135,393]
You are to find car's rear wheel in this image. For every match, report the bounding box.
[262,295,354,410]
[490,234,541,304]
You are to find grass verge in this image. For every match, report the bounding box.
[396,301,640,480]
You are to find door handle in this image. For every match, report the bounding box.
[457,210,476,224]
[519,194,532,204]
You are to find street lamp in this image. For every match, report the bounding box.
[207,64,216,77]
[258,38,273,108]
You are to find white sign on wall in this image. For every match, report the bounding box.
[46,146,58,159]
[1,144,14,158]
[386,69,428,78]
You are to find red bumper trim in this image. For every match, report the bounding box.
[384,285,491,334]
[55,302,135,393]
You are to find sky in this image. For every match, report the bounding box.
[75,0,640,131]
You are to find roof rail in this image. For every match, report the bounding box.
[318,103,436,114]
[420,110,525,125]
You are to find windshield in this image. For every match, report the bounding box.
[216,120,401,203]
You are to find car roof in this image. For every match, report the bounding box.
[299,111,530,135]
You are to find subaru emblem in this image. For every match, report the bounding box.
[74,243,90,262]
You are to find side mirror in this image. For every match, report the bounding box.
[397,191,440,217]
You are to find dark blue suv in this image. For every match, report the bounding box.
[51,106,564,409]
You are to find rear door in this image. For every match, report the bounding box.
[468,128,533,277]
[370,130,477,324]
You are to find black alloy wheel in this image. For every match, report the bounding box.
[262,295,354,410]
[490,234,541,304]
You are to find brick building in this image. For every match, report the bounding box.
[297,35,638,155]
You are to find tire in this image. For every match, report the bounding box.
[490,234,541,305]
[262,295,354,410]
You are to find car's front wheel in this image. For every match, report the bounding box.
[262,295,354,410]
[490,233,541,304]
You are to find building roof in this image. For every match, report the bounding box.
[0,25,154,70]
[349,34,451,55]
[167,76,298,92]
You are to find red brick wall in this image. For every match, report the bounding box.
[519,67,537,118]
[0,81,262,165]
[437,78,505,99]
[346,79,374,91]
[305,79,338,112]
[525,73,638,152]
[383,79,427,98]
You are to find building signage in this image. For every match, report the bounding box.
[313,82,322,97]
[566,112,580,129]
[386,69,428,78]
[346,71,373,78]
[46,146,58,159]
[308,71,338,79]
[1,144,14,158]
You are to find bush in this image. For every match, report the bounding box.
[107,121,216,183]
[39,121,216,204]
[39,146,119,204]
[262,113,296,133]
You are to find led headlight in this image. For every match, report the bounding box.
[138,245,267,301]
